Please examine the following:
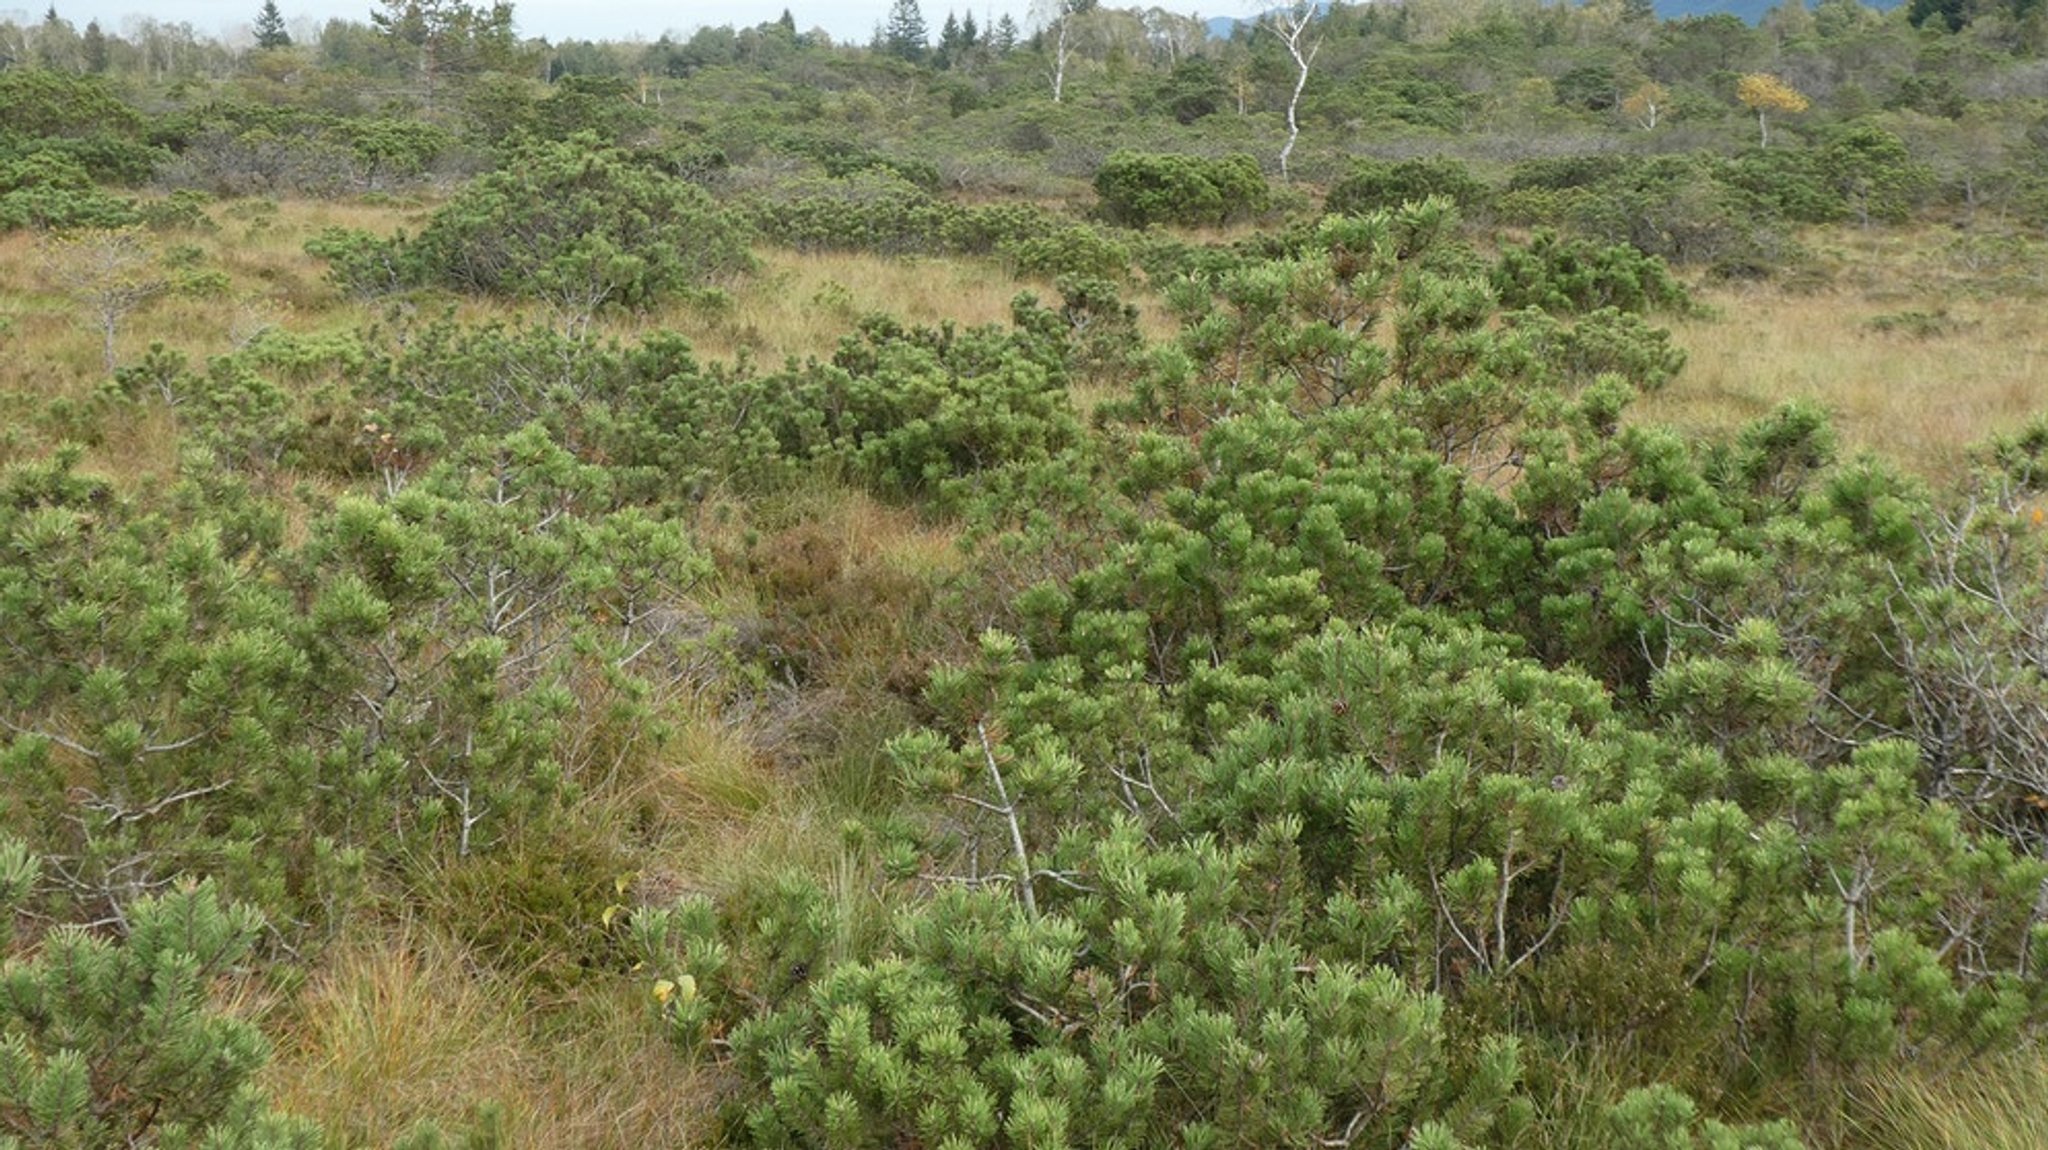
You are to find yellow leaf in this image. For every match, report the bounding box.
[653,979,676,1005]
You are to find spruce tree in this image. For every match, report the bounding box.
[991,12,1019,52]
[34,7,78,71]
[883,0,928,60]
[253,0,292,49]
[79,18,105,71]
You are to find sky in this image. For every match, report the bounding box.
[5,0,1073,48]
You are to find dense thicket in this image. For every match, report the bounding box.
[625,208,2048,1147]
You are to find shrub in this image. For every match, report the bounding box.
[1325,156,1491,217]
[1815,122,1934,227]
[792,310,1082,493]
[401,135,754,316]
[939,201,1070,257]
[0,71,142,141]
[1492,231,1691,315]
[25,133,167,186]
[745,174,1131,281]
[137,188,216,232]
[1719,147,1842,223]
[749,171,956,256]
[157,121,358,199]
[1497,155,1795,276]
[1093,150,1269,229]
[1503,154,1633,193]
[0,148,139,232]
[1503,305,1688,390]
[1004,119,1055,155]
[0,844,321,1150]
[819,147,942,192]
[304,226,413,298]
[1000,224,1133,282]
[1156,56,1230,124]
[343,117,455,189]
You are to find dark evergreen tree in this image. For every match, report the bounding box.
[254,0,292,48]
[1907,0,1968,30]
[937,10,962,66]
[883,0,928,59]
[35,6,79,71]
[79,17,106,71]
[1159,55,1227,122]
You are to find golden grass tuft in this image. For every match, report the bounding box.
[1849,1049,2048,1150]
[633,699,783,833]
[266,930,521,1145]
[265,926,714,1148]
[738,484,968,684]
[652,247,1029,363]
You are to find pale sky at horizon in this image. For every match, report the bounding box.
[0,0,1153,49]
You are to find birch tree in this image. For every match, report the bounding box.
[1623,80,1667,129]
[1033,0,1085,102]
[1737,72,1807,148]
[1262,1,1321,181]
[1142,6,1203,66]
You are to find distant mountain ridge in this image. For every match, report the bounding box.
[1647,0,1904,20]
[1203,0,1902,39]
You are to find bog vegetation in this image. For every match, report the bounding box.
[3,0,2048,1146]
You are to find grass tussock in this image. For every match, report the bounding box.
[1849,1049,2048,1150]
[663,247,1028,363]
[265,926,713,1149]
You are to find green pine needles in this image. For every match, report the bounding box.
[308,135,754,326]
[0,843,318,1150]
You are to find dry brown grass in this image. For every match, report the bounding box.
[1641,226,2048,479]
[264,925,715,1149]
[1847,1048,2048,1150]
[0,198,415,487]
[649,248,1029,363]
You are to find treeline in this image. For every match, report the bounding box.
[4,0,2048,225]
